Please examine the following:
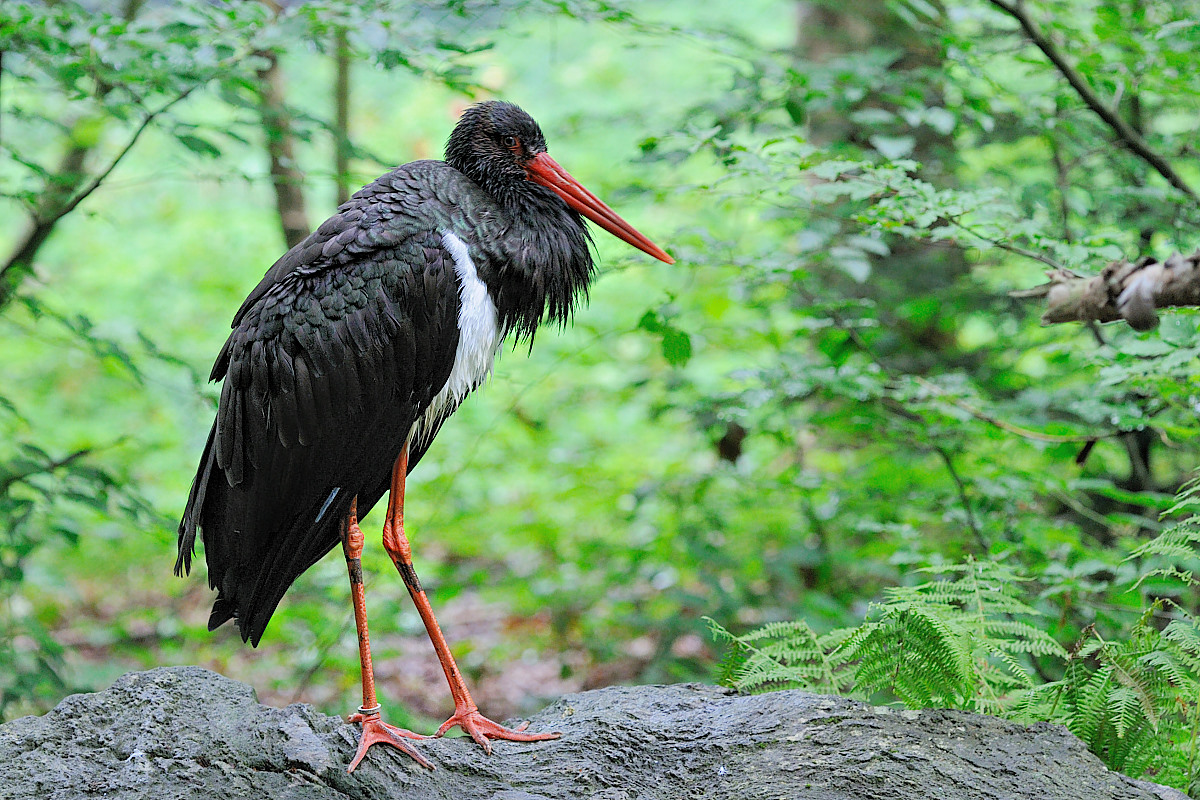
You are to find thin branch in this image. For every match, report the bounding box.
[933,445,987,552]
[796,287,1100,444]
[987,0,1199,203]
[58,88,199,226]
[0,86,198,307]
[0,448,93,497]
[0,0,158,308]
[0,145,89,304]
[1049,487,1114,529]
[945,215,1067,271]
[911,375,1099,444]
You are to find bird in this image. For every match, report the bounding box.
[176,100,673,772]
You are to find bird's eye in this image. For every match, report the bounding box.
[502,135,519,150]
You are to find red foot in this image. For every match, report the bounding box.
[347,711,433,772]
[433,705,561,755]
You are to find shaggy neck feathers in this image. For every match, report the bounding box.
[444,101,595,344]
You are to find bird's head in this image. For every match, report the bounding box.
[445,101,548,194]
[446,101,673,265]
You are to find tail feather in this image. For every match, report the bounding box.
[207,596,236,632]
[176,423,218,577]
[178,405,428,646]
[177,422,380,646]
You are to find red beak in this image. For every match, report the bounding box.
[525,152,674,265]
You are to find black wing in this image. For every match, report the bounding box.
[177,182,462,646]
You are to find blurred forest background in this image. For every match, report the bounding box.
[4,0,1200,792]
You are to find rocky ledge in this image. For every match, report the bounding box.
[0,666,1185,800]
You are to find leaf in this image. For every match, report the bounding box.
[868,135,915,160]
[830,246,872,282]
[638,309,691,366]
[637,309,664,334]
[661,327,692,367]
[175,133,222,158]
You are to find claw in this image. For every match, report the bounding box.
[347,711,434,772]
[434,706,560,755]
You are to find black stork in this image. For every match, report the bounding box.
[176,100,673,771]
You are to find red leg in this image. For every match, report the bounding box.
[340,497,433,772]
[381,444,561,754]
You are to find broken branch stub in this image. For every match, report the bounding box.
[1019,249,1200,331]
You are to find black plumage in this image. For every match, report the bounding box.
[178,100,674,771]
[177,103,597,645]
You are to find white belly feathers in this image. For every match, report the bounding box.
[409,231,501,448]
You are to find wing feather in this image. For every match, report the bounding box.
[180,229,462,645]
[177,161,504,646]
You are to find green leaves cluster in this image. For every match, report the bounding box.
[0,435,160,718]
[4,2,1200,795]
[668,2,1200,794]
[637,307,692,367]
[712,559,1066,711]
[712,527,1200,792]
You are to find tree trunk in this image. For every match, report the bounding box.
[333,28,352,208]
[257,49,310,249]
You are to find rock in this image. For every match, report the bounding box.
[0,666,1185,800]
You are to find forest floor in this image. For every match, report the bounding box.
[45,575,659,727]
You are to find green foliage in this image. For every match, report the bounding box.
[637,307,692,367]
[0,428,160,718]
[708,618,855,696]
[713,505,1200,794]
[1130,477,1200,587]
[4,0,1200,795]
[847,560,1067,713]
[714,559,1066,713]
[679,10,1200,791]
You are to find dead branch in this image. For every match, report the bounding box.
[1015,249,1200,330]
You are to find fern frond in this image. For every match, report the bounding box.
[706,502,1200,793]
[1163,618,1200,658]
[705,616,855,695]
[1129,487,1200,590]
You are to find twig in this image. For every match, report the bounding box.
[987,0,1199,203]
[50,88,198,233]
[933,445,987,553]
[912,375,1100,444]
[798,286,1100,444]
[0,448,92,496]
[944,215,1067,271]
[0,86,199,306]
[1049,487,1116,529]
